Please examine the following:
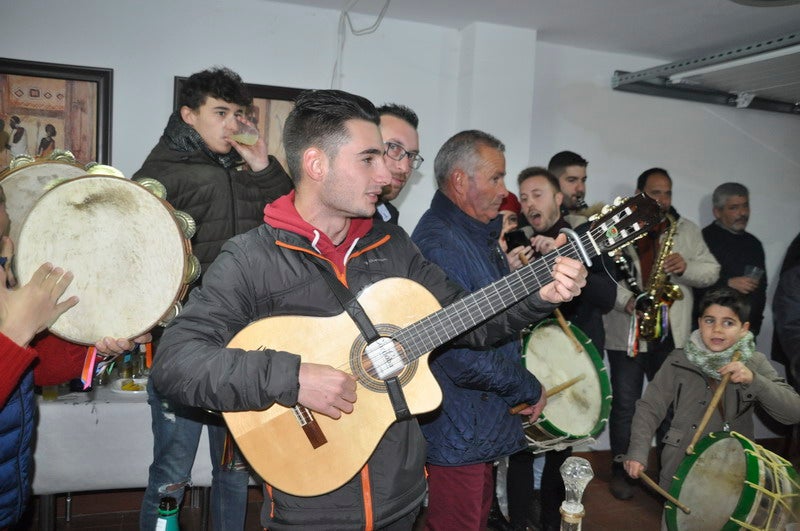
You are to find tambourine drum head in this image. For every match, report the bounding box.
[0,160,87,245]
[16,176,188,344]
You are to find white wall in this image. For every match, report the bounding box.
[3,0,799,443]
[527,41,800,444]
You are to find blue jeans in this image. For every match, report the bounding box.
[139,379,251,530]
[607,338,673,468]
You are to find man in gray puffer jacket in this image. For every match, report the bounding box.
[153,89,587,530]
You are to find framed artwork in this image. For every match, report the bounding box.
[0,58,113,167]
[174,77,306,172]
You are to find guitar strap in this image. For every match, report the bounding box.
[307,257,412,422]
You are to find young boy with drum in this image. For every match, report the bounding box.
[624,286,800,492]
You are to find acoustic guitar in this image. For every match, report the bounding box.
[223,193,661,496]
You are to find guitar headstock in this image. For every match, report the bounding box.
[588,194,663,253]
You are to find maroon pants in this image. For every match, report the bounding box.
[424,462,494,530]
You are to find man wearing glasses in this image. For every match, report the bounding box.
[374,104,423,225]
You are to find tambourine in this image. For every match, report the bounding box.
[15,173,199,344]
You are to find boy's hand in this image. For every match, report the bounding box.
[624,459,645,479]
[719,361,753,385]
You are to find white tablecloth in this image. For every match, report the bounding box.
[32,384,214,495]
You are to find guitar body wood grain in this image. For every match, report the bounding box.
[223,277,443,496]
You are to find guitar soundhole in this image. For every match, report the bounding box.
[351,324,417,393]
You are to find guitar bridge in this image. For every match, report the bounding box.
[292,405,327,449]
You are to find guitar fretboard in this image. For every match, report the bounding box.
[394,229,599,363]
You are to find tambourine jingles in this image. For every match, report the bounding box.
[15,172,200,344]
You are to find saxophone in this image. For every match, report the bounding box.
[636,213,683,341]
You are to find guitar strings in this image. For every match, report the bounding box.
[312,226,604,380]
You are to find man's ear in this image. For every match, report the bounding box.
[302,147,328,183]
[179,106,196,126]
[555,191,564,209]
[451,169,467,195]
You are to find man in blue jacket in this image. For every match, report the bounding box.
[412,130,550,530]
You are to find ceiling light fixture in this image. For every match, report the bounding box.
[728,0,800,6]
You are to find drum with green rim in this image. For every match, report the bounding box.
[521,318,612,448]
[666,431,800,530]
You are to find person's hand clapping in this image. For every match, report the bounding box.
[0,262,78,347]
[298,363,358,419]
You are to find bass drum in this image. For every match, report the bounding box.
[666,431,800,531]
[522,318,612,449]
[15,174,199,344]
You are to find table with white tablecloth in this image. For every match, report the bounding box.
[32,383,217,529]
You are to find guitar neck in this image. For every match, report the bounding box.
[395,229,598,362]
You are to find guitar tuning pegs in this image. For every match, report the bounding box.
[612,196,626,206]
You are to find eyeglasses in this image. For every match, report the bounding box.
[384,141,424,170]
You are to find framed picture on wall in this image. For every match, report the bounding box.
[173,77,306,172]
[0,58,113,167]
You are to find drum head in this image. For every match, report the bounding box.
[16,175,188,344]
[0,160,87,245]
[667,431,800,531]
[522,318,611,440]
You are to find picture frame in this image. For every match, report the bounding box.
[0,58,113,166]
[173,77,306,172]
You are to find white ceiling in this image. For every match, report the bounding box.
[271,0,800,61]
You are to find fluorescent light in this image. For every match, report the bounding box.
[670,42,800,82]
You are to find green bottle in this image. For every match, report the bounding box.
[156,496,180,531]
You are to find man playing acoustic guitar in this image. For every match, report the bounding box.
[151,89,587,530]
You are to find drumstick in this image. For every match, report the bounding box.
[554,308,584,353]
[508,374,586,415]
[686,350,742,454]
[639,472,691,514]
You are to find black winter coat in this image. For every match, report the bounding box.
[154,218,557,529]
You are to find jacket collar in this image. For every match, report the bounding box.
[430,190,502,239]
[263,191,374,268]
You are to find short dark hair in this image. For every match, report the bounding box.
[548,151,588,177]
[45,124,56,137]
[518,166,559,191]
[636,167,671,191]
[712,182,749,209]
[177,67,252,110]
[377,103,419,129]
[283,89,380,183]
[698,286,750,323]
[434,130,505,189]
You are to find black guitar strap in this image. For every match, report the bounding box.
[306,257,411,422]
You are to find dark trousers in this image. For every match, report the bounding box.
[506,450,535,527]
[607,337,673,468]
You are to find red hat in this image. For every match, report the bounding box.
[499,192,521,214]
